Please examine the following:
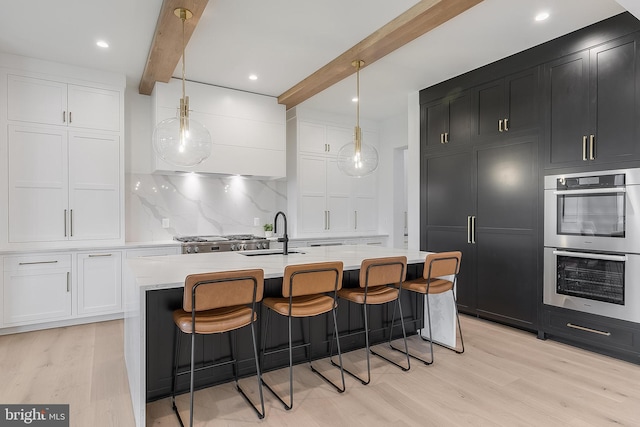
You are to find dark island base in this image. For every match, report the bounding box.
[145,263,425,402]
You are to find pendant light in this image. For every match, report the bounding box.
[153,8,212,167]
[336,60,379,177]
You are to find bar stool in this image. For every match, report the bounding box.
[331,256,410,384]
[393,251,464,365]
[171,269,265,426]
[261,261,345,410]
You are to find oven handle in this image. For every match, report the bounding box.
[553,188,626,195]
[552,250,628,262]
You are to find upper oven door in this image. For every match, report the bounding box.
[544,169,640,253]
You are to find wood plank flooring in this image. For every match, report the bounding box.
[1,316,638,426]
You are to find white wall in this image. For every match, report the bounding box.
[379,113,408,247]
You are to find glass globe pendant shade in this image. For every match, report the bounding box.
[153,110,212,167]
[152,7,212,168]
[336,126,379,177]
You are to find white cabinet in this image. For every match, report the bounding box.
[7,74,120,132]
[290,113,379,237]
[7,126,120,243]
[77,251,122,316]
[2,64,124,249]
[152,79,285,177]
[299,156,351,233]
[2,253,72,325]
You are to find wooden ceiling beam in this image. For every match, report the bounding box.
[277,0,483,110]
[138,0,209,95]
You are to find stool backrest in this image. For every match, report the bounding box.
[423,251,462,279]
[360,256,407,288]
[183,269,264,312]
[282,261,343,298]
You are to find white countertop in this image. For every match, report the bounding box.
[127,245,428,290]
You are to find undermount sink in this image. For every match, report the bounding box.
[239,249,305,256]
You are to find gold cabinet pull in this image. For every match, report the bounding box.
[467,216,472,243]
[440,133,444,144]
[582,136,587,161]
[444,132,449,143]
[498,119,503,132]
[589,135,595,160]
[504,118,509,131]
[566,323,611,336]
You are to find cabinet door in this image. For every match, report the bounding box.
[590,34,640,163]
[505,69,538,134]
[7,75,67,126]
[299,156,326,194]
[300,195,326,233]
[77,252,122,315]
[475,138,538,328]
[422,92,471,149]
[448,92,471,146]
[7,126,68,242]
[326,126,352,155]
[545,51,590,166]
[3,266,71,325]
[67,85,120,132]
[68,133,120,240]
[327,195,350,232]
[298,121,327,154]
[475,79,504,139]
[422,100,447,149]
[423,151,475,312]
[353,196,377,232]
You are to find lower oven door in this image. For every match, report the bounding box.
[544,248,640,323]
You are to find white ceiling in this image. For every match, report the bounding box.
[0,0,632,121]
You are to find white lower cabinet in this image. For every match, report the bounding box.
[2,253,72,325]
[77,251,122,316]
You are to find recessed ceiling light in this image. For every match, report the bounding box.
[96,40,109,48]
[249,74,258,81]
[352,97,358,103]
[535,12,549,22]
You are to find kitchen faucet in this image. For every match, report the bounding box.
[274,211,289,255]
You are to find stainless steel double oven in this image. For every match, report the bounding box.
[544,168,640,323]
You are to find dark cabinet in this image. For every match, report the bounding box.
[422,136,539,329]
[544,33,640,167]
[421,90,471,150]
[473,68,538,140]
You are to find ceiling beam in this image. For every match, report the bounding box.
[277,0,483,110]
[138,0,209,95]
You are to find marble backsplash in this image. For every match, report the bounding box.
[125,173,287,242]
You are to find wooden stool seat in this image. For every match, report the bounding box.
[172,306,256,334]
[263,295,335,317]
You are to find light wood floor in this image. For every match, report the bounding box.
[1,317,638,427]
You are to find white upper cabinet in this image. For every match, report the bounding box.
[152,79,286,177]
[8,74,120,132]
[287,107,379,237]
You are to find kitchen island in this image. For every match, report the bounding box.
[124,245,450,426]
